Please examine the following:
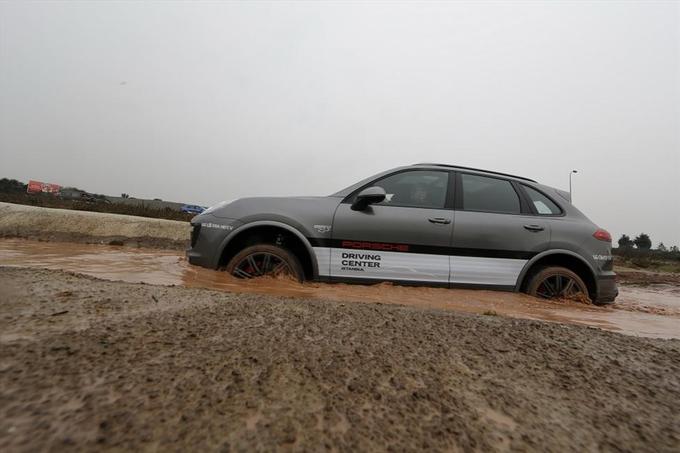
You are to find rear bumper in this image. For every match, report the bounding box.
[594,273,618,305]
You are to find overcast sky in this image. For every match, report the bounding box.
[1,1,678,246]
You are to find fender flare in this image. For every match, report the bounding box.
[514,249,598,292]
[214,220,318,278]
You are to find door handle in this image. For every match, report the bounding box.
[428,217,451,225]
[523,224,544,232]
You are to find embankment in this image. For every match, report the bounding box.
[0,202,189,249]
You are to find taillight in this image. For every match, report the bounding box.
[593,228,611,242]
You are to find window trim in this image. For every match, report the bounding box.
[341,169,454,210]
[454,171,529,216]
[510,180,533,214]
[518,184,565,217]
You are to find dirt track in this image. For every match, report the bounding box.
[1,267,679,452]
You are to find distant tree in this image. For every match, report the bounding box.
[671,246,679,253]
[633,233,652,250]
[121,193,129,198]
[0,178,27,193]
[617,234,634,248]
[657,242,667,252]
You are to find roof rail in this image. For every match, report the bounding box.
[414,163,536,183]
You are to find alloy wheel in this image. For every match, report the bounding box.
[535,274,586,300]
[232,252,291,279]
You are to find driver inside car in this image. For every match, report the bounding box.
[409,184,430,205]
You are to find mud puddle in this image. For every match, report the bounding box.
[1,238,679,339]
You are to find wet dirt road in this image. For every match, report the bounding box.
[3,266,679,452]
[2,239,680,451]
[1,238,678,339]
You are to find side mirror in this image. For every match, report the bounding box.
[351,186,386,211]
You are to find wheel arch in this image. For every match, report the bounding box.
[215,220,318,280]
[515,249,598,299]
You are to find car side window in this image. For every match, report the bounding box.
[522,185,562,215]
[461,173,520,214]
[371,171,449,209]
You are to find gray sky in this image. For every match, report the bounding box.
[1,1,678,246]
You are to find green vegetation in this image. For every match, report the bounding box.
[632,233,652,250]
[614,255,680,273]
[0,178,27,193]
[614,234,680,273]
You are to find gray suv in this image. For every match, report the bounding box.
[188,164,617,304]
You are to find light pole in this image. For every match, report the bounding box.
[569,170,578,202]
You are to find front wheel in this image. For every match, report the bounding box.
[225,244,304,282]
[526,266,590,303]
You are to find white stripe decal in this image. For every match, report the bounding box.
[450,256,527,286]
[313,247,331,277]
[314,247,526,285]
[316,247,449,283]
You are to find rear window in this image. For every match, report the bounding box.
[522,185,562,215]
[461,174,520,214]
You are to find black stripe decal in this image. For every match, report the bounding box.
[306,238,537,260]
[448,248,536,260]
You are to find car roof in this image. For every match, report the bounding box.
[412,163,537,183]
[331,164,539,197]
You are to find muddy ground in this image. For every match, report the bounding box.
[616,268,680,286]
[2,238,679,340]
[1,267,679,452]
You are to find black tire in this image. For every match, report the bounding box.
[225,244,304,282]
[526,266,590,303]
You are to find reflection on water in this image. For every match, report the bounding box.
[1,238,679,339]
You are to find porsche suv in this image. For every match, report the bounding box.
[187,164,618,304]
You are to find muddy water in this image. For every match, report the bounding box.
[1,238,679,339]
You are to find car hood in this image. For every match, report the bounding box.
[197,196,344,238]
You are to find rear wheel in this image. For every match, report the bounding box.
[526,266,590,303]
[225,244,304,282]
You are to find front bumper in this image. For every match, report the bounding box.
[186,216,242,268]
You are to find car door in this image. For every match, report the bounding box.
[329,170,454,284]
[450,172,550,287]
